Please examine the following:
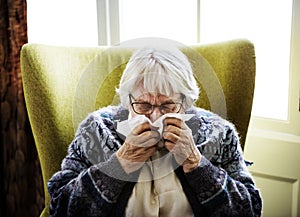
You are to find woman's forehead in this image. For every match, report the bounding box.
[133,92,181,101]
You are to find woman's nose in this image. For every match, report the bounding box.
[149,107,163,122]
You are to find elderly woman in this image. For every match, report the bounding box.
[48,46,262,217]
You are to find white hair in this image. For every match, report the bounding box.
[116,46,200,108]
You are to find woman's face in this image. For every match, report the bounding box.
[129,91,184,122]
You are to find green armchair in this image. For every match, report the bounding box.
[20,39,255,217]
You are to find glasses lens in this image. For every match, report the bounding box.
[160,103,181,114]
[132,103,153,114]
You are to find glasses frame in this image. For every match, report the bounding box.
[129,93,185,115]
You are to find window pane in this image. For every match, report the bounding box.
[27,0,98,46]
[200,0,293,120]
[119,0,198,44]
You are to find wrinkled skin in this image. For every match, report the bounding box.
[116,122,160,174]
[162,117,201,173]
[117,92,201,174]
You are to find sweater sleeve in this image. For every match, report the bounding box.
[47,111,136,217]
[185,116,262,217]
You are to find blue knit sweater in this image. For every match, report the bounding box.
[48,106,262,217]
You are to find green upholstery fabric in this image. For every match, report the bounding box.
[20,39,255,217]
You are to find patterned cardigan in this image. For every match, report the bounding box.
[48,106,262,217]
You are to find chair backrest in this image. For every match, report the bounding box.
[20,39,255,217]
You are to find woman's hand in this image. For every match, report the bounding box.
[162,117,201,173]
[116,122,160,174]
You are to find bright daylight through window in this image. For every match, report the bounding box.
[27,0,98,46]
[199,0,293,120]
[27,0,293,120]
[119,0,198,44]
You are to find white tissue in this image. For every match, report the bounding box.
[116,113,194,137]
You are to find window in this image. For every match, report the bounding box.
[27,0,98,46]
[119,0,198,44]
[118,0,293,120]
[27,0,296,122]
[199,0,293,120]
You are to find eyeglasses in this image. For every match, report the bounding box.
[129,94,185,115]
